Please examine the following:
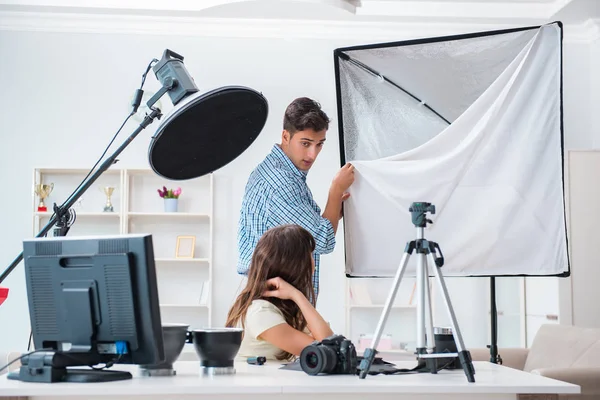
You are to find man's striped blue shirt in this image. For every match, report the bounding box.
[237,144,335,296]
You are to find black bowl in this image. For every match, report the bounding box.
[140,323,190,375]
[190,328,243,368]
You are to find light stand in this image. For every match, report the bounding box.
[0,106,163,285]
[489,277,503,364]
[0,48,268,378]
[357,202,476,382]
[0,50,191,286]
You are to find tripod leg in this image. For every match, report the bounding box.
[424,260,435,353]
[427,253,476,383]
[358,248,412,379]
[423,259,437,373]
[416,252,427,355]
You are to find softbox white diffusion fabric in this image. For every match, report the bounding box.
[335,23,569,278]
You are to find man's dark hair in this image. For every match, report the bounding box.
[283,97,330,135]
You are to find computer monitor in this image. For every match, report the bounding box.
[8,233,165,383]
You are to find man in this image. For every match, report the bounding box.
[237,97,355,297]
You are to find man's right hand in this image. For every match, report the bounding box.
[331,163,355,195]
[323,163,355,234]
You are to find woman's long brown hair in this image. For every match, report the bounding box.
[225,224,316,361]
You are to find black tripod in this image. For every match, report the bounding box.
[358,202,476,382]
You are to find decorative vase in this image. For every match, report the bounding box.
[164,198,178,212]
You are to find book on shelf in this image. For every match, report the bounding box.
[198,281,210,305]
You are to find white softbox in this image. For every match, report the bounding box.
[334,23,569,278]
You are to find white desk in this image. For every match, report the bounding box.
[0,360,580,400]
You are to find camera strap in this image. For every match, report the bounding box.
[361,359,455,376]
[361,362,429,376]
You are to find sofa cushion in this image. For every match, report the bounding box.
[524,324,600,372]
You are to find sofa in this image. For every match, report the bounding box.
[470,324,600,400]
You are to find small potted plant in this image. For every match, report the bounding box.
[158,186,182,212]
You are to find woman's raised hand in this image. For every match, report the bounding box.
[263,277,300,301]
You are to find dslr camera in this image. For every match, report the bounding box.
[299,335,358,375]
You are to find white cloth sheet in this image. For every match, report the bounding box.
[343,24,568,277]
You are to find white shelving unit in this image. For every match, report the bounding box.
[345,274,530,351]
[344,277,417,355]
[32,167,214,351]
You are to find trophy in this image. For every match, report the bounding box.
[34,183,54,212]
[102,186,115,212]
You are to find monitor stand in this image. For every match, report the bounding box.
[6,352,132,383]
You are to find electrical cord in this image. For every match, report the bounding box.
[51,57,159,220]
[45,112,131,228]
[140,58,158,87]
[1,349,125,376]
[0,349,52,374]
[88,354,124,371]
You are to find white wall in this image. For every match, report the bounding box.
[591,37,600,147]
[563,41,593,149]
[0,18,596,353]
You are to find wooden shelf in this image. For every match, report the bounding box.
[159,304,208,308]
[124,169,156,175]
[36,168,121,175]
[349,304,416,309]
[155,258,210,263]
[127,212,210,218]
[35,212,120,217]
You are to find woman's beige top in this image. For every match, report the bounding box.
[236,299,288,361]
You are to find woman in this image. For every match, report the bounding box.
[226,224,333,361]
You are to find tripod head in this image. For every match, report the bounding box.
[409,202,435,228]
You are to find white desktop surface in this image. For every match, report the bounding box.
[0,360,580,400]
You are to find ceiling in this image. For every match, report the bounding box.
[0,0,597,24]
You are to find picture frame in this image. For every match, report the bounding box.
[175,235,196,259]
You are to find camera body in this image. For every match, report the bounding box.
[300,335,358,375]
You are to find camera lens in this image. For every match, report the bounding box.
[305,351,319,369]
[300,345,338,375]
